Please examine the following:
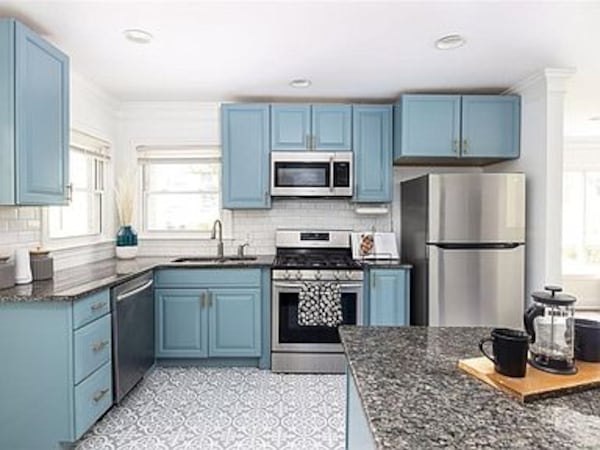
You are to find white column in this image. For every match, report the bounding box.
[489,68,574,296]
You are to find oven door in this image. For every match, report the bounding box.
[271,152,352,197]
[272,280,363,353]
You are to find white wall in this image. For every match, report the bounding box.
[486,68,574,297]
[116,102,392,257]
[0,72,119,269]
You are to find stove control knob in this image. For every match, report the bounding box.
[315,271,322,280]
[334,271,341,280]
[284,270,291,280]
[345,271,353,280]
[295,271,302,280]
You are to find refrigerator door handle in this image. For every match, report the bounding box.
[430,243,523,250]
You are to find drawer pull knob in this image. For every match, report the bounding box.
[90,302,106,312]
[92,340,110,352]
[93,388,109,402]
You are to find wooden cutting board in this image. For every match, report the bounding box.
[458,357,600,402]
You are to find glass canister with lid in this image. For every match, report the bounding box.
[524,285,577,375]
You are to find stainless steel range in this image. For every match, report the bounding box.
[271,230,364,373]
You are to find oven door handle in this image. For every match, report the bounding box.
[272,282,363,289]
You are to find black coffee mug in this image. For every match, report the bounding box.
[479,328,529,378]
[575,318,600,362]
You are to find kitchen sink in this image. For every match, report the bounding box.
[170,256,258,263]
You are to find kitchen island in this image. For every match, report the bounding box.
[340,326,600,449]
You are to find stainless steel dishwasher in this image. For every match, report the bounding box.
[111,271,155,403]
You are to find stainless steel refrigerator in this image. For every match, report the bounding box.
[401,173,525,328]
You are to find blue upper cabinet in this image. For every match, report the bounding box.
[394,94,520,164]
[271,104,352,151]
[0,19,69,206]
[353,105,393,203]
[222,103,271,209]
[395,94,461,159]
[461,95,520,159]
[312,105,352,150]
[368,268,410,326]
[271,104,311,150]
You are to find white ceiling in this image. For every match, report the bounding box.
[1,0,600,135]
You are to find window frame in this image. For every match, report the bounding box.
[135,144,231,240]
[562,137,600,277]
[42,131,112,249]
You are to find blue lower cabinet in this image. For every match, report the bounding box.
[155,281,262,359]
[155,288,209,358]
[368,268,410,326]
[0,290,111,449]
[208,288,261,357]
[346,370,376,450]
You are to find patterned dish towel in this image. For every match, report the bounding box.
[298,282,343,327]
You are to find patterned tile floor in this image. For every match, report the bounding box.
[76,367,345,450]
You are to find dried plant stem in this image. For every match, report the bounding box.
[115,170,136,226]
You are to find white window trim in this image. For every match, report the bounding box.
[42,130,113,250]
[133,141,232,240]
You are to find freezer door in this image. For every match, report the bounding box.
[428,173,525,243]
[428,245,525,327]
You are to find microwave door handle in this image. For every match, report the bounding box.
[329,157,334,193]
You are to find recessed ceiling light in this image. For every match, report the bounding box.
[590,116,600,122]
[289,79,312,88]
[435,34,466,50]
[123,29,153,44]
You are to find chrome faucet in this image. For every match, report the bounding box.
[211,219,224,258]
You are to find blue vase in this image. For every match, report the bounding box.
[116,225,138,247]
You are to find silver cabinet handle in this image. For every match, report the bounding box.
[200,292,206,308]
[208,292,213,308]
[116,280,153,302]
[93,388,110,402]
[306,133,311,150]
[66,183,73,202]
[90,302,106,312]
[453,139,459,153]
[312,134,317,151]
[463,139,468,154]
[92,340,110,352]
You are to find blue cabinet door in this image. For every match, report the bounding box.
[312,105,352,151]
[15,21,69,205]
[369,269,410,326]
[271,104,311,150]
[208,288,261,357]
[395,95,460,158]
[353,105,393,203]
[0,19,69,206]
[222,104,271,209]
[155,289,208,358]
[461,95,520,159]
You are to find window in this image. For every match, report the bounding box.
[563,171,600,274]
[48,147,106,239]
[138,146,221,233]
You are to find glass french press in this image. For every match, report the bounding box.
[523,285,577,375]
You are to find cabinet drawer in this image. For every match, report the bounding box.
[155,269,261,288]
[73,290,110,329]
[74,361,112,439]
[74,314,112,385]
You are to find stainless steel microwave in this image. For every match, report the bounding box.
[271,152,352,197]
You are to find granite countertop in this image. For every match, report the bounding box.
[340,326,600,449]
[0,255,274,302]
